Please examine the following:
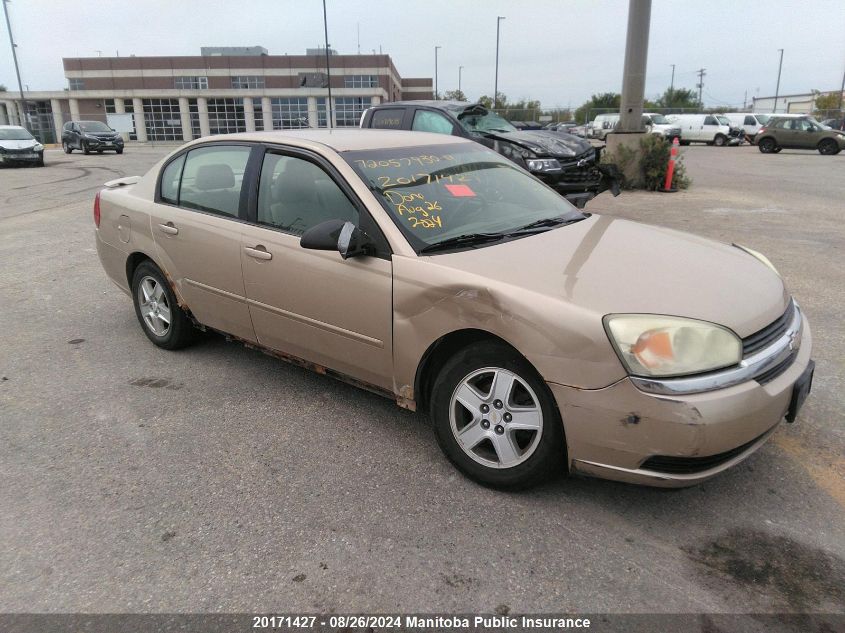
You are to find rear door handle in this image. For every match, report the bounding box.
[244,245,272,260]
[158,222,178,235]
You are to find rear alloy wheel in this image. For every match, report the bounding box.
[818,139,840,155]
[131,261,196,350]
[431,341,566,489]
[713,134,727,147]
[758,137,777,153]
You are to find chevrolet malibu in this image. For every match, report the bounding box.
[94,130,814,489]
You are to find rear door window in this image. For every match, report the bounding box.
[370,109,406,130]
[744,116,756,126]
[178,145,251,218]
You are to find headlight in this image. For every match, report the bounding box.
[733,243,779,276]
[33,143,43,151]
[526,158,561,172]
[603,315,742,377]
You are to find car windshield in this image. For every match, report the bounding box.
[79,121,112,132]
[648,114,669,124]
[0,128,35,141]
[456,108,518,134]
[716,115,731,126]
[343,142,585,253]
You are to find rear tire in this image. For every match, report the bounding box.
[818,139,840,155]
[131,261,196,350]
[758,137,777,153]
[430,341,567,490]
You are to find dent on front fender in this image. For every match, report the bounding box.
[390,255,627,398]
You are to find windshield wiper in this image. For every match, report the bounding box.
[419,233,505,254]
[505,215,587,235]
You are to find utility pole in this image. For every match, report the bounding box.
[839,62,844,113]
[670,64,675,91]
[494,16,505,109]
[321,0,333,128]
[458,65,463,94]
[2,0,27,127]
[434,46,441,99]
[773,48,784,113]
[696,68,706,107]
[618,0,651,132]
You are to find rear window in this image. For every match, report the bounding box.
[370,109,405,129]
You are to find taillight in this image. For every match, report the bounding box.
[94,191,101,228]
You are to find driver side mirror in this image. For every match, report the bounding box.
[300,219,372,260]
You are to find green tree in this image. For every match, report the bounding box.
[443,89,467,102]
[814,91,841,113]
[574,92,621,124]
[478,92,507,109]
[656,87,699,111]
[0,84,7,92]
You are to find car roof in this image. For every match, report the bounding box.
[0,125,27,130]
[186,129,475,152]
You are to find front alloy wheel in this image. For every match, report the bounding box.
[818,139,840,155]
[450,368,543,469]
[431,341,566,489]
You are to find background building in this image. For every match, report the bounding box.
[752,90,844,115]
[0,47,433,143]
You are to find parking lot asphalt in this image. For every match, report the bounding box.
[1,144,843,614]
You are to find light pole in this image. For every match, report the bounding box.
[2,0,27,127]
[458,65,463,95]
[434,46,441,99]
[773,48,784,113]
[670,64,675,91]
[618,0,652,132]
[494,16,505,108]
[321,0,333,128]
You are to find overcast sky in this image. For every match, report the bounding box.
[2,0,843,108]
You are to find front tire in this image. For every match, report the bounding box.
[62,141,72,154]
[758,137,777,153]
[82,142,91,155]
[430,341,566,489]
[116,148,124,155]
[131,261,196,350]
[818,139,840,155]
[713,134,727,147]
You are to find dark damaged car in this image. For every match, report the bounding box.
[361,101,620,207]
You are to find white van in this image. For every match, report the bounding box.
[665,114,733,146]
[589,112,681,141]
[725,112,804,140]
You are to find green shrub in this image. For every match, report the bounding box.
[603,135,690,191]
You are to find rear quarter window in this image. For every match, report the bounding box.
[159,154,186,204]
[370,109,405,129]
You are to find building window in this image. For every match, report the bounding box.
[207,98,246,135]
[270,98,309,129]
[231,76,265,90]
[344,75,378,88]
[142,98,183,141]
[175,76,208,90]
[334,97,367,127]
[24,101,56,144]
[317,98,327,128]
[188,99,201,138]
[253,99,264,132]
[69,78,84,90]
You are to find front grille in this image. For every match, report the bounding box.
[1,148,38,155]
[640,430,770,474]
[742,300,794,357]
[755,351,798,385]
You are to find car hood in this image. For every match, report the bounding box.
[429,214,790,337]
[0,139,38,150]
[481,129,593,158]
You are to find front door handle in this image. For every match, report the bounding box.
[158,222,178,235]
[244,245,272,261]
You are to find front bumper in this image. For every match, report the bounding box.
[0,150,43,164]
[549,316,813,487]
[85,137,124,149]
